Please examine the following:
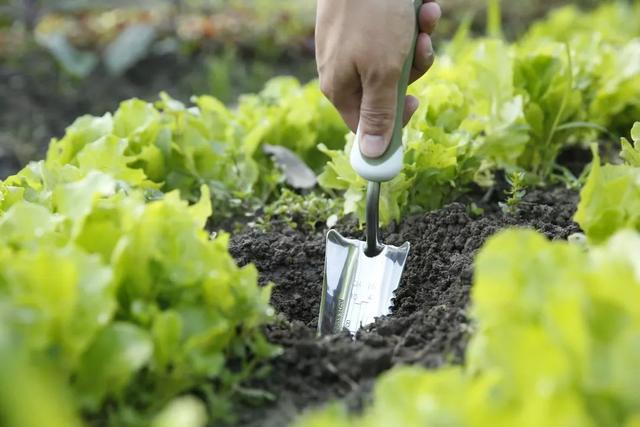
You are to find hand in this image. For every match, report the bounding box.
[315,0,441,158]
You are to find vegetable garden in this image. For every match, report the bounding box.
[1,2,640,426]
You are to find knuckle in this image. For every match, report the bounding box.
[319,78,334,100]
[359,106,395,133]
[364,63,403,87]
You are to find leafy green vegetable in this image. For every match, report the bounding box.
[621,122,640,166]
[41,78,346,224]
[236,77,347,170]
[0,169,277,424]
[514,43,584,178]
[519,4,640,136]
[0,342,83,427]
[590,41,640,134]
[75,323,153,411]
[298,228,640,427]
[152,396,207,427]
[257,188,341,231]
[575,139,640,244]
[522,3,640,45]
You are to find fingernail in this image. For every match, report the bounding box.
[360,134,388,158]
[425,2,442,22]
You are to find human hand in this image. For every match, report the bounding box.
[315,0,441,158]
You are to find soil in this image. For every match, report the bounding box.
[227,186,581,427]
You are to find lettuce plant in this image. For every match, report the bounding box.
[42,77,346,223]
[575,123,640,243]
[298,228,640,427]
[0,167,277,424]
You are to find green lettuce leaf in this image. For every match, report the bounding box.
[74,322,153,411]
[621,122,640,166]
[575,144,640,243]
[298,228,640,427]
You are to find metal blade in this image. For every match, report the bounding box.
[318,229,410,336]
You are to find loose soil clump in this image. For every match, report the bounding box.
[228,187,581,427]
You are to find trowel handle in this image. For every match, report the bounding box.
[350,0,421,183]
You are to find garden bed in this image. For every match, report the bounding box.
[1,2,638,424]
[227,185,580,427]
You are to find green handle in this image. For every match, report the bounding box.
[373,0,421,165]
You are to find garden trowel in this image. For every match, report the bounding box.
[318,0,419,336]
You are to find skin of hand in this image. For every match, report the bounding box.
[315,0,441,158]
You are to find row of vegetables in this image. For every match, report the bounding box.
[1,2,640,426]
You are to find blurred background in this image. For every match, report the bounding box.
[0,0,600,180]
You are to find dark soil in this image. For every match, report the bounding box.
[228,186,581,427]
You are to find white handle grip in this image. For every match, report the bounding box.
[350,125,404,182]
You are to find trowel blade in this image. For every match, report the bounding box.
[318,229,410,336]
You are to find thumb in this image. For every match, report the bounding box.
[357,76,399,158]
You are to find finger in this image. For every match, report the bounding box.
[409,33,435,83]
[419,1,441,35]
[358,69,400,158]
[334,93,361,134]
[403,95,420,126]
[319,71,361,133]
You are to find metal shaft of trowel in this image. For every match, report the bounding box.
[365,181,383,257]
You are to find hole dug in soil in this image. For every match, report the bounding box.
[228,187,580,427]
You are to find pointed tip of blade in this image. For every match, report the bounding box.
[381,240,410,266]
[383,240,410,254]
[326,228,350,245]
[326,228,341,239]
